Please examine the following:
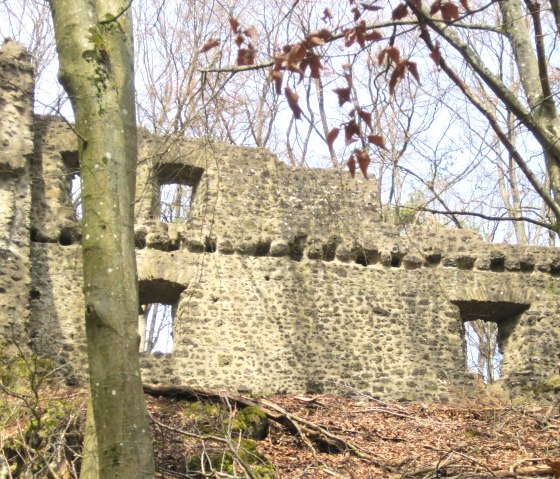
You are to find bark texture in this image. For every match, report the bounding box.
[48,0,154,476]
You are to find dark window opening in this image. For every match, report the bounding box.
[453,300,529,385]
[155,163,204,224]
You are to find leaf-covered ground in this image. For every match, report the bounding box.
[146,389,560,478]
[2,383,560,478]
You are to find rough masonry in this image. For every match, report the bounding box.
[1,40,560,401]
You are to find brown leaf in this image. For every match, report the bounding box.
[348,153,357,178]
[459,0,470,12]
[355,20,367,48]
[355,149,371,178]
[237,46,255,66]
[345,30,357,48]
[326,128,340,149]
[243,26,258,38]
[235,34,245,47]
[392,3,409,20]
[307,54,323,79]
[405,60,421,84]
[378,46,400,65]
[322,7,333,21]
[345,120,361,145]
[305,32,326,47]
[368,134,388,150]
[351,6,362,21]
[361,3,383,11]
[344,72,353,87]
[285,87,303,119]
[286,43,307,68]
[358,109,373,130]
[365,30,383,42]
[200,39,220,53]
[441,2,460,21]
[389,62,407,95]
[333,87,352,106]
[271,69,284,95]
[430,0,442,15]
[429,40,442,68]
[229,17,240,34]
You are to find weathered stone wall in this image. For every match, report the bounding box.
[2,40,560,400]
[0,41,34,345]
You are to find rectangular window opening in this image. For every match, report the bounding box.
[70,173,83,220]
[159,183,193,223]
[464,319,502,384]
[139,303,174,354]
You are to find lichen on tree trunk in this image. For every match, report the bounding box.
[48,0,155,476]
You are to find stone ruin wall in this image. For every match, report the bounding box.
[2,40,560,401]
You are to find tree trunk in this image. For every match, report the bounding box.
[48,0,154,476]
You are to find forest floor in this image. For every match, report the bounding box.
[2,382,560,478]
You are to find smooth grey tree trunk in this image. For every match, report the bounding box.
[48,0,155,476]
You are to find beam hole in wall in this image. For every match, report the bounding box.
[155,163,204,224]
[289,235,307,261]
[453,300,529,385]
[356,249,380,267]
[425,253,442,267]
[322,242,337,261]
[254,240,271,257]
[205,237,217,253]
[490,255,505,272]
[390,252,403,267]
[138,279,185,355]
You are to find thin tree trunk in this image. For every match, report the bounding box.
[48,1,154,476]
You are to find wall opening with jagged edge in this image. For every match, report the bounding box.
[2,39,560,401]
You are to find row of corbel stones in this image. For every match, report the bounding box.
[135,222,560,274]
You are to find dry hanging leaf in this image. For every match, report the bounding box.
[326,128,340,149]
[389,62,407,94]
[430,40,442,68]
[237,45,255,66]
[345,120,361,145]
[243,26,258,38]
[348,153,357,178]
[351,6,362,21]
[459,0,470,12]
[378,46,400,65]
[430,0,442,15]
[358,109,373,131]
[355,149,371,178]
[229,17,240,34]
[405,60,421,84]
[365,30,383,42]
[322,8,333,21]
[271,69,284,95]
[285,87,303,119]
[200,39,220,53]
[441,2,460,21]
[368,134,388,150]
[361,3,383,11]
[235,34,245,47]
[333,87,352,106]
[392,3,409,19]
